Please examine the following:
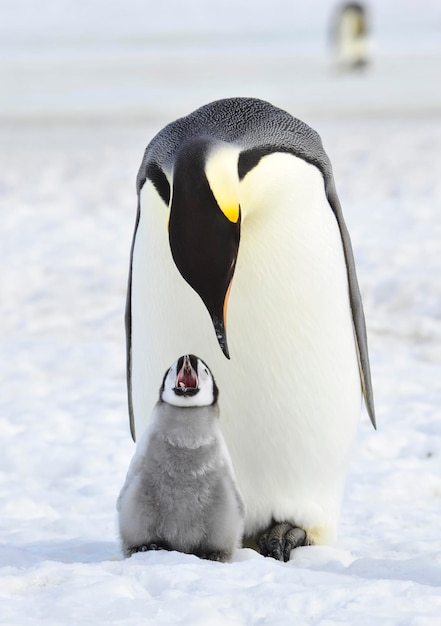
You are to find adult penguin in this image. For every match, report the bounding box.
[125,97,376,561]
[332,2,370,70]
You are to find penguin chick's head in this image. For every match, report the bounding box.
[160,354,219,408]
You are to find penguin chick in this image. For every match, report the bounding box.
[117,354,245,562]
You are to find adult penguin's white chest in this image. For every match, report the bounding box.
[130,152,361,544]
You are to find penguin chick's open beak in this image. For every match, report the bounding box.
[174,355,199,396]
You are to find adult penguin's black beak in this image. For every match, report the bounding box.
[168,139,241,359]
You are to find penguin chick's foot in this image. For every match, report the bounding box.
[125,544,231,562]
[258,522,307,562]
[197,550,231,563]
[126,542,169,557]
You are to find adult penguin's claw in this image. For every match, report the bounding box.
[258,521,307,562]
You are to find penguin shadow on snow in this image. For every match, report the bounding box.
[117,354,245,563]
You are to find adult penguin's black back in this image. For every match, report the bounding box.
[126,97,375,560]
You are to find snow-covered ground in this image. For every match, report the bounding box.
[1,1,441,623]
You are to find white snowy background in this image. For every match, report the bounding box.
[1,0,440,624]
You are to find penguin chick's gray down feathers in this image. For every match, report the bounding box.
[117,354,245,562]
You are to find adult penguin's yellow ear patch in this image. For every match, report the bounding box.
[205,144,240,223]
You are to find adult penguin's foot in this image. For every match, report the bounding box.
[258,521,307,562]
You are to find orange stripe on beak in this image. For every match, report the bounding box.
[223,280,233,331]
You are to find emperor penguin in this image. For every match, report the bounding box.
[126,97,376,561]
[332,2,370,70]
[117,354,245,561]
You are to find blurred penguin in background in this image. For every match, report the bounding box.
[332,2,370,70]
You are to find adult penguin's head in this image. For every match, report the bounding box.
[168,138,241,359]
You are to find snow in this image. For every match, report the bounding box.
[1,1,441,624]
